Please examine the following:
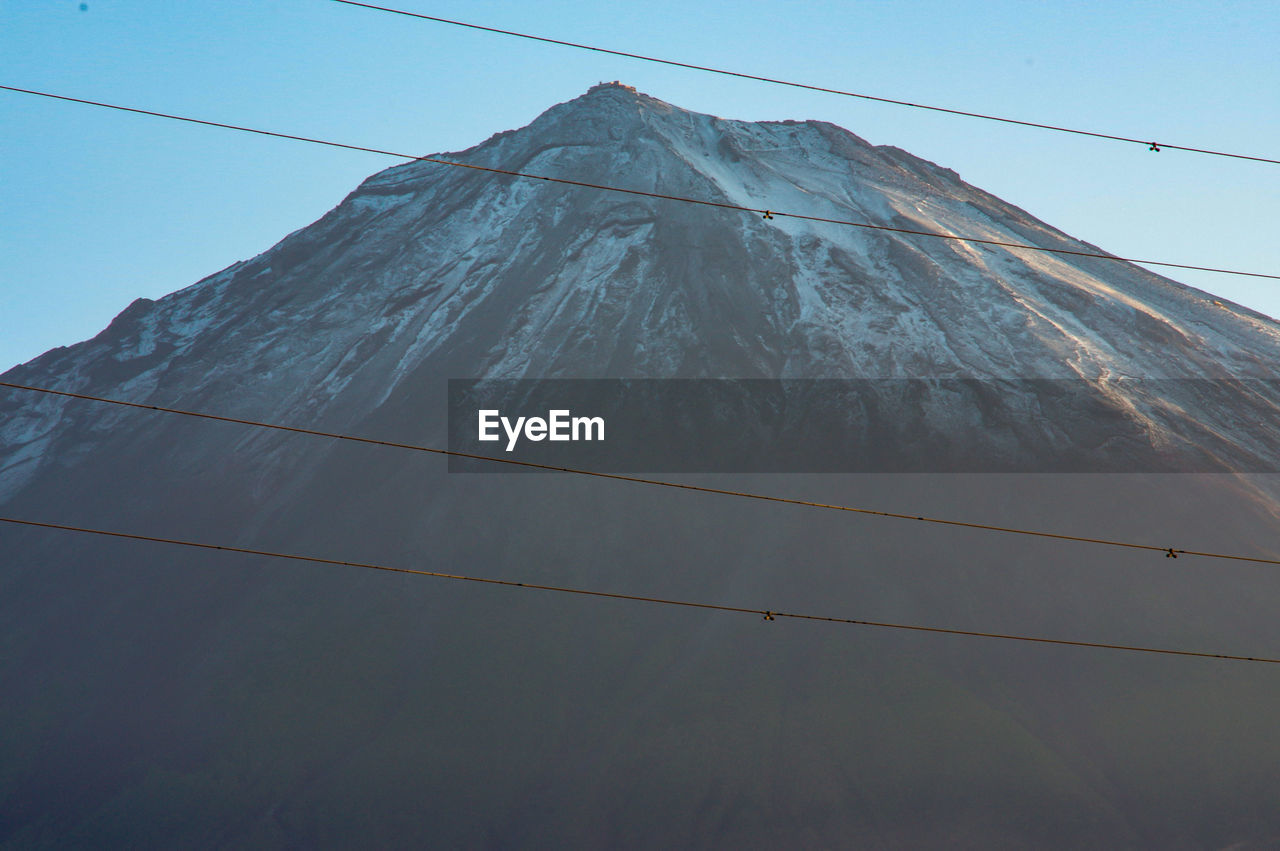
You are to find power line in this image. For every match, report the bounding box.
[330,0,1280,168]
[3,83,1277,282]
[5,379,1279,569]
[3,513,1276,665]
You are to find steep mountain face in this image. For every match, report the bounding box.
[3,84,1280,848]
[5,83,1279,496]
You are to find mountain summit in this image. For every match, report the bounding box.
[3,86,1280,848]
[348,79,1280,378]
[5,83,1280,492]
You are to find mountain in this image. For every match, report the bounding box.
[3,83,1280,849]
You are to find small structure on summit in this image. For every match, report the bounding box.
[593,80,638,93]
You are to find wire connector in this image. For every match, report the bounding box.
[763,610,775,621]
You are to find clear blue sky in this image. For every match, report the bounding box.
[3,0,1278,371]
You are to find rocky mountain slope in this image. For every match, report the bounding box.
[2,83,1279,849]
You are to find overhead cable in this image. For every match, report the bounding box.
[3,514,1277,664]
[330,0,1280,167]
[4,380,1279,569]
[2,84,1276,281]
